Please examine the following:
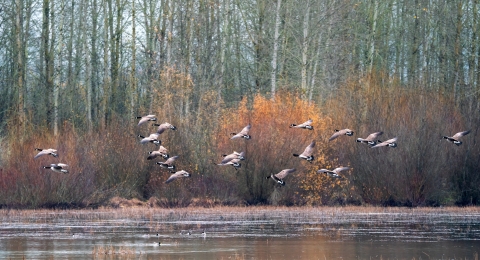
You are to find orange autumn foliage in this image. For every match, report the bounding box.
[216,93,347,205]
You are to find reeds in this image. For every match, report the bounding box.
[1,206,479,225]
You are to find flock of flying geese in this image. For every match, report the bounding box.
[33,115,471,187]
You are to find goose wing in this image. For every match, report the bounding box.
[372,137,397,148]
[220,153,236,164]
[34,150,46,159]
[221,151,244,164]
[165,170,189,183]
[163,155,178,165]
[239,124,251,135]
[365,131,383,141]
[301,141,316,156]
[155,124,169,134]
[158,145,168,154]
[137,115,156,126]
[452,130,470,139]
[329,129,347,141]
[332,167,349,173]
[297,119,313,128]
[274,168,296,179]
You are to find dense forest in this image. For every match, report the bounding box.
[0,0,479,208]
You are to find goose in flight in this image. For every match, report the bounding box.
[317,167,349,178]
[147,145,169,160]
[43,163,69,174]
[356,131,383,146]
[328,129,354,141]
[231,124,251,140]
[34,148,58,159]
[136,114,157,126]
[219,151,245,165]
[266,168,296,186]
[157,155,179,172]
[293,141,315,163]
[220,158,242,170]
[290,119,313,130]
[443,130,470,146]
[165,170,191,184]
[371,137,398,148]
[138,133,161,146]
[152,122,177,134]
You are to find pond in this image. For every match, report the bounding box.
[0,207,479,259]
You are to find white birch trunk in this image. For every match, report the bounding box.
[271,0,281,99]
[368,1,378,74]
[301,1,310,98]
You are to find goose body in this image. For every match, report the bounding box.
[356,131,383,146]
[34,148,58,159]
[157,155,179,172]
[43,163,69,174]
[219,151,245,165]
[222,158,241,170]
[371,137,398,148]
[138,133,161,146]
[290,119,313,130]
[147,146,169,160]
[266,168,296,186]
[231,124,251,139]
[165,170,191,184]
[317,167,349,178]
[329,129,354,141]
[152,122,177,134]
[293,141,315,163]
[137,114,157,126]
[443,130,470,146]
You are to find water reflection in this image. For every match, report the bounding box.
[0,210,479,259]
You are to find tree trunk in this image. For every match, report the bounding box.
[301,1,310,98]
[270,0,281,100]
[15,0,26,134]
[130,0,137,122]
[368,0,378,74]
[166,0,175,65]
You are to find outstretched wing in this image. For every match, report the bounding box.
[165,172,182,183]
[301,141,316,156]
[274,168,296,179]
[239,124,251,135]
[333,167,349,173]
[452,130,470,139]
[366,131,383,141]
[164,155,179,165]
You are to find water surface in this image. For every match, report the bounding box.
[0,207,479,259]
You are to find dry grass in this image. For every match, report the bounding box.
[92,245,137,257]
[1,206,479,225]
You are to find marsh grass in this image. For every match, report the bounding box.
[92,245,137,257]
[2,206,479,226]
